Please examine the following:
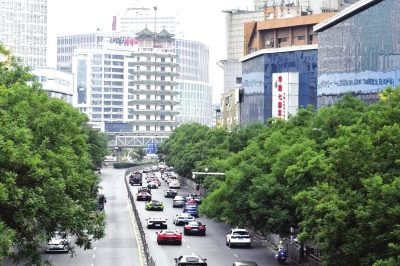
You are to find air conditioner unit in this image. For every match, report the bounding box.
[266,40,270,46]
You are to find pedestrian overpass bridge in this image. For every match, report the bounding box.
[107,132,170,148]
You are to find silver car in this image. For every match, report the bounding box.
[46,232,71,253]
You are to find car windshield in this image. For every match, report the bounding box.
[233,231,249,236]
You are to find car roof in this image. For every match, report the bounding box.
[148,217,166,220]
[233,262,259,266]
[177,213,192,217]
[174,196,185,200]
[179,255,206,262]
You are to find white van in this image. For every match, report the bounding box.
[151,165,158,171]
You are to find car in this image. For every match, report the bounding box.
[45,232,71,253]
[173,213,195,225]
[146,217,168,229]
[174,255,207,266]
[226,228,251,248]
[147,181,159,189]
[142,167,151,173]
[164,189,178,198]
[138,187,151,194]
[137,191,152,201]
[173,196,186,207]
[184,221,206,236]
[151,165,158,171]
[129,172,142,186]
[185,194,202,204]
[145,200,164,211]
[169,180,181,188]
[156,229,182,245]
[183,202,199,218]
[232,262,259,266]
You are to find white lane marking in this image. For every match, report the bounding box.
[234,254,238,257]
[183,239,186,242]
[94,247,96,251]
[187,246,190,249]
[93,254,95,259]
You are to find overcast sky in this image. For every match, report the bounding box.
[47,0,255,102]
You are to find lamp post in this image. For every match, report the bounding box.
[203,168,208,187]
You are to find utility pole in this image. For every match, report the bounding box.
[153,6,157,46]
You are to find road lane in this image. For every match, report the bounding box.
[129,171,295,266]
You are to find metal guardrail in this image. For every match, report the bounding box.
[125,168,157,266]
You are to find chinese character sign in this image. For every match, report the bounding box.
[272,73,288,120]
[146,143,157,154]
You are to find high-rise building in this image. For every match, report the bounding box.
[0,0,47,67]
[253,0,361,13]
[72,27,179,133]
[112,7,178,36]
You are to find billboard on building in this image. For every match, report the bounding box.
[272,72,299,120]
[32,68,73,95]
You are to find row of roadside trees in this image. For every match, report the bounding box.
[157,87,400,266]
[0,44,109,265]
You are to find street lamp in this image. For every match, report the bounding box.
[203,168,208,186]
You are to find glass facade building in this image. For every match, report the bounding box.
[316,0,400,107]
[241,47,318,125]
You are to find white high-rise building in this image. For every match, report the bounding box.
[0,0,47,67]
[72,28,179,133]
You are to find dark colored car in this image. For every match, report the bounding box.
[174,255,207,266]
[183,203,199,218]
[156,230,182,245]
[184,221,206,236]
[129,173,142,186]
[164,189,178,198]
[173,196,186,208]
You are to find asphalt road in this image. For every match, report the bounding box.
[130,170,296,266]
[2,167,142,266]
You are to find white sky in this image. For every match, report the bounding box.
[47,0,254,103]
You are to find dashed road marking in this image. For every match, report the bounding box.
[234,254,238,257]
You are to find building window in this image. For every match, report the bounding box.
[145,126,150,131]
[161,67,165,71]
[146,105,150,109]
[136,115,139,119]
[112,55,124,60]
[137,57,140,61]
[146,115,150,120]
[137,66,140,70]
[137,85,140,90]
[105,54,111,58]
[171,77,174,81]
[160,105,165,110]
[136,95,140,99]
[160,115,165,120]
[147,66,151,71]
[278,37,287,43]
[161,86,165,90]
[170,105,173,110]
[146,85,151,90]
[161,76,165,80]
[136,126,139,130]
[236,77,242,84]
[160,126,165,131]
[93,54,102,58]
[171,58,174,62]
[136,105,139,109]
[170,126,174,131]
[146,57,151,61]
[146,95,150,99]
[171,96,174,100]
[137,76,140,80]
[146,76,151,80]
[298,35,305,40]
[128,115,133,119]
[161,58,165,62]
[170,86,174,90]
[160,95,165,100]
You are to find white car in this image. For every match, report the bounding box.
[169,180,180,188]
[46,232,71,253]
[146,217,168,229]
[173,213,195,225]
[147,181,159,189]
[226,228,251,248]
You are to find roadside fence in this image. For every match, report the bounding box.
[125,168,157,266]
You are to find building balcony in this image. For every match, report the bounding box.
[128,99,180,105]
[128,89,180,96]
[129,110,180,116]
[129,62,179,67]
[129,71,179,77]
[128,80,179,86]
[131,120,179,126]
[129,52,178,58]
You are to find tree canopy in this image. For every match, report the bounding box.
[157,89,400,266]
[0,44,108,265]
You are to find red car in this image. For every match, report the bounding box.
[156,230,182,245]
[184,221,206,236]
[137,191,152,201]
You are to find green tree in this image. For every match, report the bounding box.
[0,44,105,265]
